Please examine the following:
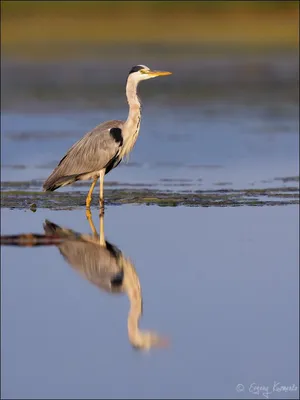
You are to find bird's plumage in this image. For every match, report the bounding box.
[43,120,124,191]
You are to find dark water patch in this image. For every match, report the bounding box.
[4,131,77,141]
[1,187,298,210]
[160,178,194,182]
[213,181,233,186]
[35,161,61,169]
[162,183,195,187]
[105,182,158,188]
[155,162,223,170]
[1,164,27,170]
[274,175,299,183]
[1,180,44,190]
[1,163,58,170]
[261,179,273,184]
[196,186,299,195]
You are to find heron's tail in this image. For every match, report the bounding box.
[43,174,80,192]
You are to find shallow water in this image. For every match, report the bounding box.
[1,205,299,399]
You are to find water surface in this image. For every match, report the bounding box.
[1,205,299,399]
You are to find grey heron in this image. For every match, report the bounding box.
[43,65,172,213]
[0,213,169,350]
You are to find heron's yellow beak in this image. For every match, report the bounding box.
[142,69,172,77]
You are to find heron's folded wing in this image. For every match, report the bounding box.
[54,119,124,177]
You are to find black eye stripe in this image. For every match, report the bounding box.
[128,65,144,74]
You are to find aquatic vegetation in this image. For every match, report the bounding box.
[1,186,298,210]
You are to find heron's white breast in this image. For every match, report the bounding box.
[119,113,141,160]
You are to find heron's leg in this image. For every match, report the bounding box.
[99,212,106,247]
[86,177,98,209]
[99,169,105,215]
[85,209,98,238]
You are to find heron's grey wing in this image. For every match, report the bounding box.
[45,120,124,183]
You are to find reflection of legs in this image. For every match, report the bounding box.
[99,169,105,215]
[86,209,98,238]
[99,212,106,247]
[86,177,98,209]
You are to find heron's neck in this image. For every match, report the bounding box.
[122,78,142,150]
[126,77,141,116]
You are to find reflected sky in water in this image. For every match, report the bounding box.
[1,205,299,399]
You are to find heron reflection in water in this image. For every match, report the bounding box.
[1,212,168,351]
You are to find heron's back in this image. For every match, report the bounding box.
[43,120,124,191]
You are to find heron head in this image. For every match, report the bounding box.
[128,64,172,81]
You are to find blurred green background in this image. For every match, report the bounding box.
[1,0,299,60]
